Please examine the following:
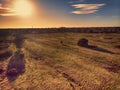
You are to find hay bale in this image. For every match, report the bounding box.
[77,38,88,47]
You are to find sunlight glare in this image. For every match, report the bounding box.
[13,0,33,17]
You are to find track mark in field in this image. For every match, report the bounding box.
[56,70,81,90]
[103,62,120,73]
[43,61,81,90]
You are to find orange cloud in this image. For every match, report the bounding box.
[72,10,98,14]
[72,4,105,14]
[0,4,15,16]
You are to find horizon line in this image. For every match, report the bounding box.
[0,26,120,29]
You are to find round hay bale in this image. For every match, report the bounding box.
[77,38,88,47]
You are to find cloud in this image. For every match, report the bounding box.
[71,4,105,14]
[72,9,98,14]
[0,3,15,16]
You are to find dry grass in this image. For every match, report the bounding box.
[0,33,120,90]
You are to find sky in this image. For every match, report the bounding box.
[0,0,120,28]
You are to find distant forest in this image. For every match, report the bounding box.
[0,27,120,35]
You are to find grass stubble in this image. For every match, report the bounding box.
[0,33,120,90]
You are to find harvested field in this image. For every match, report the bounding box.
[0,31,120,90]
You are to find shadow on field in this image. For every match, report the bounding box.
[0,51,12,61]
[86,45,114,54]
[78,38,114,54]
[13,34,25,49]
[0,44,9,50]
[6,51,25,82]
[103,62,120,73]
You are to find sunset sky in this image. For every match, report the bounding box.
[0,0,120,28]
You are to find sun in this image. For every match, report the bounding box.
[13,0,33,17]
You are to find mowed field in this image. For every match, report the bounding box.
[0,32,120,90]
